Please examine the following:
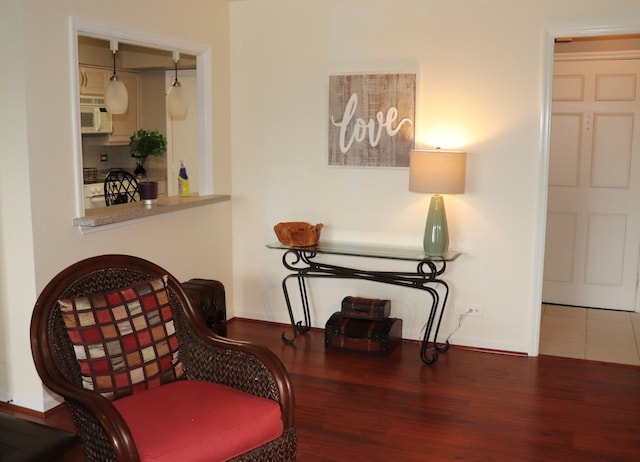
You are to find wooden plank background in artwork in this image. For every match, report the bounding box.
[328,73,415,167]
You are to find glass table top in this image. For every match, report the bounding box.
[267,241,461,262]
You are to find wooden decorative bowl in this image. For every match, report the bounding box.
[274,222,323,247]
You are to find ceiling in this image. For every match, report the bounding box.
[78,35,197,71]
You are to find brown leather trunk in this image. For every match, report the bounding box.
[181,278,227,336]
[324,312,402,355]
[340,296,391,320]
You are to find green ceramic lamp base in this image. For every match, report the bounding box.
[423,194,449,257]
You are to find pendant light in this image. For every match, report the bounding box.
[167,51,188,118]
[104,40,128,114]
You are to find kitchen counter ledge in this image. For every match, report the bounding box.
[73,194,231,231]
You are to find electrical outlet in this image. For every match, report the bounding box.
[467,306,484,317]
[455,305,484,317]
[100,154,108,162]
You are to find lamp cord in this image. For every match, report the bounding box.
[420,309,471,353]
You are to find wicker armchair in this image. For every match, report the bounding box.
[30,254,296,461]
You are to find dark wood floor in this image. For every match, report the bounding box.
[9,319,640,461]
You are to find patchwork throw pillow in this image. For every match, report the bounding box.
[58,276,184,400]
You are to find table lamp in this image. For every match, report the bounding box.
[409,149,467,257]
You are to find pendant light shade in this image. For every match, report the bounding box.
[104,40,128,114]
[167,51,188,118]
[104,76,128,114]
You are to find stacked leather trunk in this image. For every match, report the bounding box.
[325,296,402,355]
[181,278,227,336]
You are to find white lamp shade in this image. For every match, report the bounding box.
[167,83,188,118]
[104,77,128,114]
[409,150,467,194]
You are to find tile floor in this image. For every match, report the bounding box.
[540,304,640,366]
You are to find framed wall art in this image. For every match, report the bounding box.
[328,73,416,168]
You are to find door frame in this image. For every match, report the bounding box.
[531,20,640,357]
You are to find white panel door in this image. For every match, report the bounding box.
[543,58,640,311]
[165,69,198,196]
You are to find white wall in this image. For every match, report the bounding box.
[0,0,38,408]
[0,0,232,412]
[229,1,640,355]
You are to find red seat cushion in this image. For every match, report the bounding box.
[113,380,283,461]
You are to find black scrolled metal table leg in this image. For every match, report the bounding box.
[279,249,314,344]
[280,274,300,344]
[296,274,312,333]
[415,259,453,364]
[280,271,314,344]
[432,279,451,354]
[419,286,441,364]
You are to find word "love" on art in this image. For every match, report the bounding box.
[331,93,413,154]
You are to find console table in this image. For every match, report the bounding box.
[267,242,461,364]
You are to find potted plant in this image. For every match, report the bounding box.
[129,129,167,205]
[129,128,167,176]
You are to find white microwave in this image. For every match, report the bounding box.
[80,96,112,134]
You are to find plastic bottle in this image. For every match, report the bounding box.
[178,160,190,197]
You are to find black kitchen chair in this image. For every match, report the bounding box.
[104,170,139,206]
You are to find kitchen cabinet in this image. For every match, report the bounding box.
[79,66,107,95]
[108,70,140,145]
